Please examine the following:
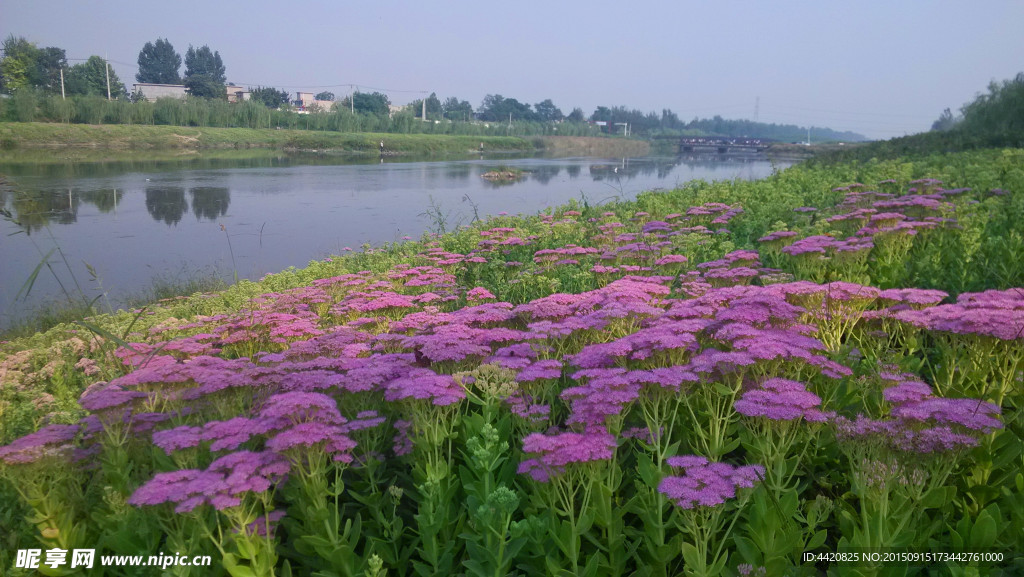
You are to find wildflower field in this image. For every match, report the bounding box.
[1,148,1023,576]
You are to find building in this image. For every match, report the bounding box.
[294,92,335,113]
[226,85,251,103]
[132,83,250,102]
[131,83,187,102]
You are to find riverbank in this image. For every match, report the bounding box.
[0,122,649,157]
[1,149,1022,577]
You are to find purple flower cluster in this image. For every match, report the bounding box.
[782,235,874,256]
[517,430,617,482]
[658,456,764,509]
[0,424,79,465]
[384,368,466,406]
[895,288,1024,340]
[833,416,981,454]
[128,450,290,513]
[734,378,827,422]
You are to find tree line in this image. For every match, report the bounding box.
[813,71,1024,163]
[2,34,867,141]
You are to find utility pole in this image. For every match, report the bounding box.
[422,96,426,122]
[105,55,112,100]
[60,67,65,100]
[350,85,355,114]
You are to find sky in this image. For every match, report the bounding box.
[2,0,1022,139]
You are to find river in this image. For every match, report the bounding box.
[0,152,794,329]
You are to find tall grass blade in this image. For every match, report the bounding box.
[16,247,56,301]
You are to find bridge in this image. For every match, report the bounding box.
[654,136,771,154]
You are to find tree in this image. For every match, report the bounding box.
[66,55,126,98]
[533,99,563,122]
[0,35,66,94]
[250,86,289,108]
[314,91,335,101]
[442,97,473,121]
[410,92,442,120]
[591,106,612,122]
[930,108,958,132]
[479,94,535,122]
[566,107,585,123]
[339,91,391,116]
[183,45,226,99]
[136,38,182,84]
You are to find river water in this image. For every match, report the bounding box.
[0,153,793,328]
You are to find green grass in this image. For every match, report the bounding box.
[0,122,540,154]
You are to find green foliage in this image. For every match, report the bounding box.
[66,56,126,99]
[183,45,226,99]
[820,71,1024,163]
[533,98,563,122]
[931,107,959,132]
[314,91,334,102]
[478,94,536,122]
[410,92,442,121]
[0,36,67,95]
[250,86,289,109]
[135,38,182,84]
[338,91,391,117]
[442,97,473,121]
[959,72,1024,146]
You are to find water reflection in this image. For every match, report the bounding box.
[1,154,786,231]
[191,187,230,221]
[80,188,123,214]
[7,189,77,233]
[145,186,188,226]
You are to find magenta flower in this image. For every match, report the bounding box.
[658,457,764,509]
[734,378,826,422]
[0,424,79,465]
[518,429,617,482]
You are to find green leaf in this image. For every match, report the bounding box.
[681,542,702,570]
[806,530,827,550]
[970,510,998,549]
[221,553,258,577]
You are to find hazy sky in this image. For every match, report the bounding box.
[3,0,1021,139]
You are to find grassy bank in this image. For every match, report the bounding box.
[0,122,536,154]
[1,148,1023,576]
[0,122,651,157]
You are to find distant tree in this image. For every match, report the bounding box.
[0,36,38,93]
[339,91,391,116]
[660,108,681,130]
[958,73,1024,145]
[0,36,66,94]
[34,46,67,93]
[479,94,535,122]
[314,91,335,101]
[183,45,226,99]
[411,92,442,120]
[533,99,563,122]
[442,97,473,121]
[591,106,611,122]
[930,108,959,132]
[136,38,182,84]
[566,107,585,123]
[250,86,289,108]
[66,55,126,98]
